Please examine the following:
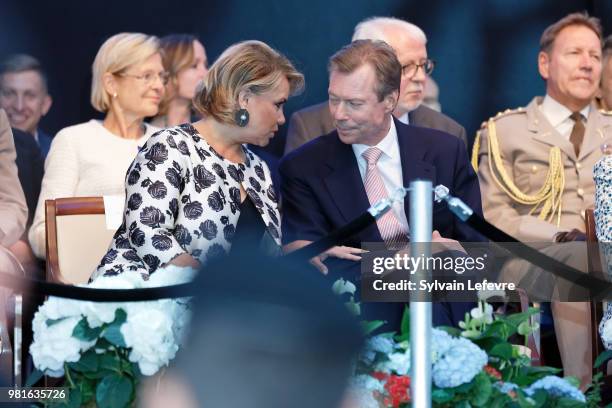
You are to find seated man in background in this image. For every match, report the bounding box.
[284,16,466,154]
[473,12,611,387]
[0,54,53,157]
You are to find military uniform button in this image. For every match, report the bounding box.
[531,165,537,173]
[577,188,584,196]
[576,162,582,170]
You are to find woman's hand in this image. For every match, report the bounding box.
[166,253,201,269]
[310,246,366,275]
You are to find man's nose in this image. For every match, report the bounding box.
[411,65,427,83]
[15,94,25,110]
[332,102,348,120]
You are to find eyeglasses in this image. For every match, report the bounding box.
[401,59,435,78]
[116,71,170,86]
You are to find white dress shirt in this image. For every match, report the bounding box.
[540,94,590,140]
[351,117,409,233]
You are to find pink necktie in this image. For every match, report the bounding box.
[362,147,408,244]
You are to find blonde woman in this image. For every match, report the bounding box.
[92,40,304,279]
[151,34,208,128]
[29,33,165,259]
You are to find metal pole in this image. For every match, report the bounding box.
[409,180,432,408]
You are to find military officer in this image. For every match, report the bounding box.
[473,12,612,388]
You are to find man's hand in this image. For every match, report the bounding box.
[554,228,587,242]
[310,246,367,274]
[432,230,466,254]
[283,240,365,274]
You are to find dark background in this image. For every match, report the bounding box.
[1,0,611,156]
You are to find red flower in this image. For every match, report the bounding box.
[384,375,411,407]
[484,365,502,380]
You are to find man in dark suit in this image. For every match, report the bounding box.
[280,40,483,329]
[0,54,53,157]
[284,17,466,154]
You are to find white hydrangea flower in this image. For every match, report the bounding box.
[375,350,411,375]
[30,314,94,376]
[120,302,178,376]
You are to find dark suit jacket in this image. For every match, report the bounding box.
[37,129,53,158]
[280,118,483,328]
[280,117,482,247]
[13,128,44,225]
[284,101,467,154]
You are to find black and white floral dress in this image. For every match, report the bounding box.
[91,124,281,280]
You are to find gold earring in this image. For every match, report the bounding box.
[112,92,117,99]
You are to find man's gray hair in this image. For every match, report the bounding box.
[352,17,427,44]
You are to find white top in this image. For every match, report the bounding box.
[540,94,590,140]
[28,119,160,258]
[351,117,409,232]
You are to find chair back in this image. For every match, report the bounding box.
[45,197,117,284]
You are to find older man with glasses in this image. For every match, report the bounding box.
[284,16,467,154]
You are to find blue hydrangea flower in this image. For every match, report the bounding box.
[432,337,487,388]
[524,376,585,402]
[366,335,395,354]
[494,381,519,394]
[431,328,454,363]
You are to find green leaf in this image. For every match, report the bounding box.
[66,387,82,408]
[437,325,462,337]
[72,317,103,341]
[96,374,133,408]
[25,368,44,387]
[69,350,99,372]
[594,350,612,369]
[361,320,385,336]
[46,317,68,326]
[102,309,127,347]
[555,396,587,407]
[470,372,493,407]
[400,305,410,338]
[489,343,514,360]
[79,378,96,404]
[99,352,121,372]
[432,388,454,403]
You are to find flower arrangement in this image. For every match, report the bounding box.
[334,279,600,407]
[28,266,195,408]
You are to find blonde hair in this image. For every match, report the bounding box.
[158,34,199,115]
[193,40,304,125]
[91,33,160,112]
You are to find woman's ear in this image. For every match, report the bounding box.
[102,72,118,98]
[237,88,252,109]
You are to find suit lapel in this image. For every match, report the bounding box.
[322,135,378,239]
[395,118,436,220]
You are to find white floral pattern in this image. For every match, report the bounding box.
[91,124,281,280]
[594,155,612,349]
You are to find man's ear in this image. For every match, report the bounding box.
[538,51,550,81]
[41,94,52,116]
[384,90,399,114]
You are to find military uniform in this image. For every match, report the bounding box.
[475,96,612,242]
[473,96,612,388]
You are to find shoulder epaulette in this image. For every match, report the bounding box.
[598,109,612,116]
[479,107,526,129]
